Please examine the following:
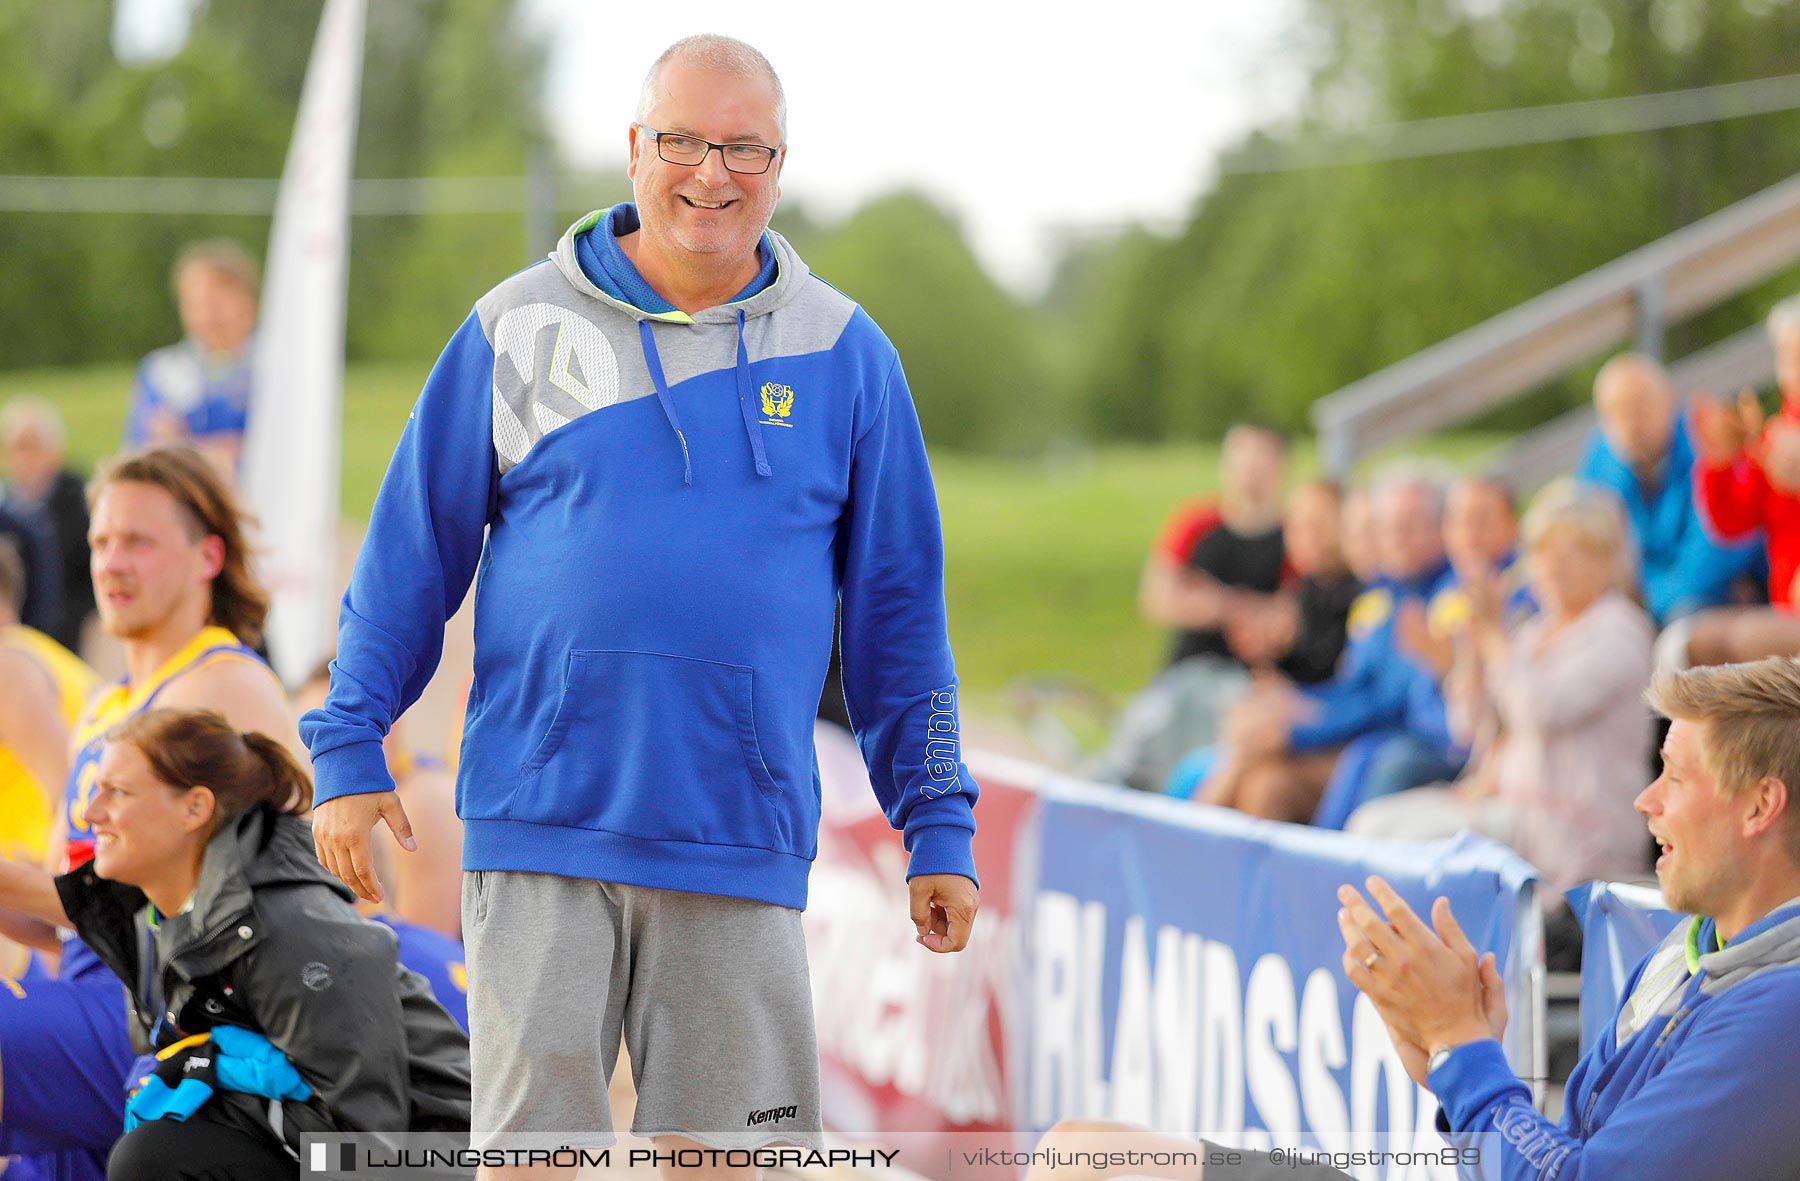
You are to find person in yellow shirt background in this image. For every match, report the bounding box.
[0,535,97,974]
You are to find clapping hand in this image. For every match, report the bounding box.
[1337,877,1507,1087]
[1690,387,1763,467]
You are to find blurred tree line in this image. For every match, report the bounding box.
[1078,0,1800,441]
[3,0,1800,454]
[0,0,552,366]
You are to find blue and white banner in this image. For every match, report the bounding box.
[1025,778,1540,1173]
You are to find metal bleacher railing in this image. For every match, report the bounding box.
[1311,171,1800,482]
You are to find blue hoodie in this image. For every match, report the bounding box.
[1429,900,1800,1179]
[1575,417,1761,625]
[301,206,978,910]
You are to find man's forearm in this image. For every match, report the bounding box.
[0,904,63,953]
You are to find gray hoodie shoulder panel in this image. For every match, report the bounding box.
[1617,906,1800,1046]
[474,259,656,475]
[748,276,860,363]
[1699,903,1800,996]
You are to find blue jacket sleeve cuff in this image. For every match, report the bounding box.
[309,739,398,807]
[1428,1038,1530,1132]
[903,823,979,887]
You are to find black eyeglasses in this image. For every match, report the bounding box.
[637,125,781,175]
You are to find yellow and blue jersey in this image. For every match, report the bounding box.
[0,626,96,865]
[61,626,273,874]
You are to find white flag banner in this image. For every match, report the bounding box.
[243,0,367,685]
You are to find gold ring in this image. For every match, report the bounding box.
[1362,951,1381,969]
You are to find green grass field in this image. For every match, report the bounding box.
[1,362,1511,719]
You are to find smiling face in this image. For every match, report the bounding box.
[628,60,785,272]
[85,740,207,890]
[1637,719,1746,917]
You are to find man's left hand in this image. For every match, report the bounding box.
[910,873,979,953]
[1337,876,1505,1056]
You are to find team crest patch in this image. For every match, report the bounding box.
[759,382,795,427]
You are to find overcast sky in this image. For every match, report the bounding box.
[525,0,1307,292]
[116,0,1307,294]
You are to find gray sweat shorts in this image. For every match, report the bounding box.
[461,870,823,1150]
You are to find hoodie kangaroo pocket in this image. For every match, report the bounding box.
[511,650,792,850]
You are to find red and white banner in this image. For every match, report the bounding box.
[808,730,1042,1145]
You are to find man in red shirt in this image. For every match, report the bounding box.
[1685,295,1800,665]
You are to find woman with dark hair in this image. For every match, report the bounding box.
[54,708,470,1178]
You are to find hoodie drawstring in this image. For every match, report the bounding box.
[637,320,692,487]
[634,313,773,487]
[736,310,772,479]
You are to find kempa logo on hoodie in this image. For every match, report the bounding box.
[746,1104,797,1127]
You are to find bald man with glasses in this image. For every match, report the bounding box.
[305,33,980,1176]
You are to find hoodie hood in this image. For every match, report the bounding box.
[552,205,812,325]
[550,206,813,483]
[1616,898,1800,1045]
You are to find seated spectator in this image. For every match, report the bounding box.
[0,501,58,641]
[1223,480,1362,686]
[1347,479,1654,891]
[1184,465,1450,821]
[1099,423,1291,790]
[1682,295,1800,665]
[56,708,470,1176]
[1313,476,1529,829]
[1140,421,1290,667]
[1338,485,1380,586]
[125,240,260,481]
[1340,656,1800,1178]
[0,398,94,652]
[1577,352,1761,627]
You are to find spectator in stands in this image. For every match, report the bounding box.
[1140,421,1289,668]
[1,397,95,651]
[1313,476,1528,829]
[0,498,59,642]
[1682,295,1800,666]
[1347,479,1654,891]
[1340,656,1800,1178]
[1577,352,1761,628]
[1186,465,1450,821]
[1100,423,1292,790]
[1223,480,1362,687]
[1339,485,1380,586]
[56,708,469,1175]
[125,240,260,480]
